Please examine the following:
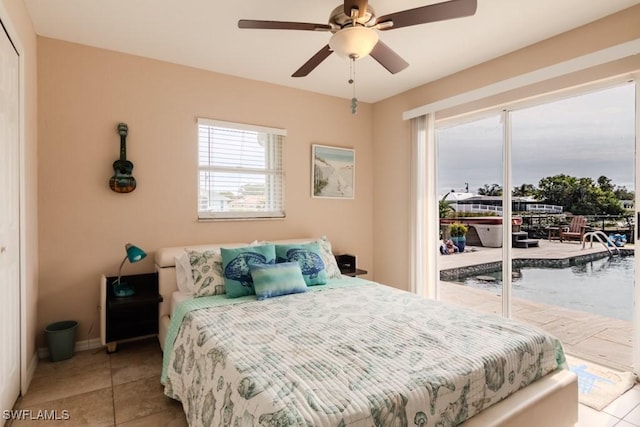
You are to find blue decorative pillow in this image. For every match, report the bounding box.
[275,242,327,286]
[221,244,276,298]
[250,262,307,301]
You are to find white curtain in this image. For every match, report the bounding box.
[410,113,437,298]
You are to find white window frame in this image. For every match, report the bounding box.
[197,118,286,220]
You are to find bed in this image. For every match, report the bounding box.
[155,238,578,427]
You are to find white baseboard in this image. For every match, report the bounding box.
[37,338,103,360]
[22,351,38,394]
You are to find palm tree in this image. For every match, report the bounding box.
[512,183,536,197]
[478,184,502,196]
[439,192,455,218]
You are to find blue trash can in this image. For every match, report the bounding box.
[44,320,78,362]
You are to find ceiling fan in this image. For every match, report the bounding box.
[238,0,478,78]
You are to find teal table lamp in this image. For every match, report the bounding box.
[112,243,147,297]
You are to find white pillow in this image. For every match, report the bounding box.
[175,252,195,293]
[316,237,342,279]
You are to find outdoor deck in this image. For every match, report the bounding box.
[438,238,634,371]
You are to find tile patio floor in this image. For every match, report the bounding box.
[439,239,634,371]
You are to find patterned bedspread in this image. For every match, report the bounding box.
[161,278,567,427]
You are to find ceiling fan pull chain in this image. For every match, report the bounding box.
[349,56,358,115]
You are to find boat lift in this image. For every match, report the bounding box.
[582,230,621,256]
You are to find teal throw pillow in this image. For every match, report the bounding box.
[221,244,276,298]
[275,242,327,286]
[250,262,307,301]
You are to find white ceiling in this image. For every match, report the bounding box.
[23,0,640,103]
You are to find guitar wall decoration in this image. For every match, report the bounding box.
[109,123,137,193]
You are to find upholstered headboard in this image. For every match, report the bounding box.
[154,238,319,320]
[154,242,248,320]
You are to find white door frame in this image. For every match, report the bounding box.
[0,2,28,395]
[633,80,640,374]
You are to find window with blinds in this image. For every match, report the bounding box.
[197,118,286,219]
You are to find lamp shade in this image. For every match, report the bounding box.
[329,26,379,59]
[125,243,146,263]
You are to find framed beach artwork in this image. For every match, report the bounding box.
[311,144,355,199]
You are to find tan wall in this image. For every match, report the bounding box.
[29,3,640,348]
[372,5,640,290]
[37,37,374,346]
[2,0,39,376]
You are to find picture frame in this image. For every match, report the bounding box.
[311,144,355,199]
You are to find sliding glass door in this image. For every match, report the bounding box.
[510,83,636,370]
[437,114,506,316]
[434,81,637,372]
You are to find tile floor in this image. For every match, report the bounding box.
[580,383,640,427]
[7,337,640,426]
[8,338,187,426]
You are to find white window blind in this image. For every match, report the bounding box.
[197,118,286,219]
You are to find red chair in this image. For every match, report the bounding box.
[559,216,588,242]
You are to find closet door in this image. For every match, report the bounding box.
[0,22,20,419]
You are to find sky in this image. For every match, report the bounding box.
[437,83,636,196]
[314,145,355,163]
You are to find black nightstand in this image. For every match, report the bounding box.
[100,272,162,353]
[335,254,367,277]
[341,268,368,277]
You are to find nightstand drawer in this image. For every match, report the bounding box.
[106,303,158,342]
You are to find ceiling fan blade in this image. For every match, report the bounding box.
[376,0,477,31]
[292,45,333,78]
[369,41,409,74]
[344,0,369,19]
[238,20,331,31]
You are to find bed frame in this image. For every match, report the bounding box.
[154,241,578,427]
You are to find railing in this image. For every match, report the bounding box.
[525,204,563,214]
[454,204,502,214]
[583,230,620,256]
[454,203,562,216]
[519,213,635,243]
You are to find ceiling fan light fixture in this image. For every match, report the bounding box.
[329,26,379,59]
